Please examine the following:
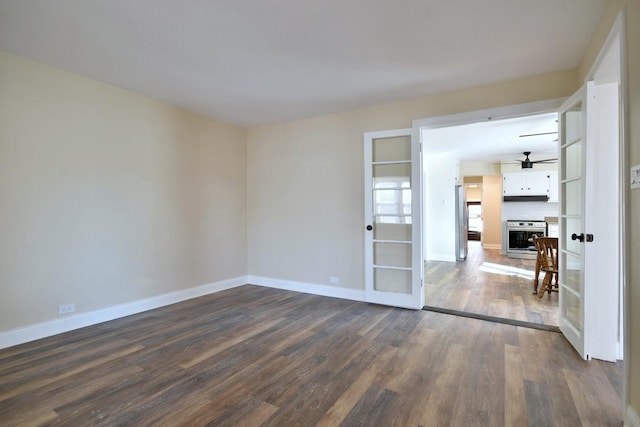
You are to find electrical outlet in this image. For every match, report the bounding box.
[58,304,75,315]
[329,276,340,284]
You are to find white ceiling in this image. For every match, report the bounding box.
[422,112,559,163]
[0,0,606,127]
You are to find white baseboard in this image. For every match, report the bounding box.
[482,243,502,250]
[0,276,248,350]
[627,405,640,427]
[426,254,457,262]
[248,275,366,302]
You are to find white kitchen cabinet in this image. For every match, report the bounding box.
[502,171,551,197]
[502,173,527,195]
[547,170,559,202]
[527,171,550,195]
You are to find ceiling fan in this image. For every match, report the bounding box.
[517,151,557,169]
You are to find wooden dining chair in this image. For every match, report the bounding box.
[533,236,559,298]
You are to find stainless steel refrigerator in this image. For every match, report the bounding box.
[455,185,468,261]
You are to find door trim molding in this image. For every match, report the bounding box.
[412,98,566,129]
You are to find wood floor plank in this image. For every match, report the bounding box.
[145,354,291,426]
[504,344,527,426]
[0,344,144,401]
[564,367,623,426]
[426,242,558,326]
[1,363,143,426]
[0,337,133,386]
[2,408,59,426]
[537,342,583,425]
[315,345,398,427]
[448,321,507,426]
[205,398,279,427]
[178,317,284,369]
[417,342,468,426]
[0,285,623,426]
[524,379,554,427]
[338,385,403,427]
[380,317,439,394]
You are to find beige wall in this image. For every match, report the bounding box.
[247,70,577,288]
[461,161,501,176]
[0,52,248,332]
[481,176,502,248]
[465,186,482,202]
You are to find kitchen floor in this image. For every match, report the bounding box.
[425,241,559,326]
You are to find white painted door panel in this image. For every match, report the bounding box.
[364,129,423,309]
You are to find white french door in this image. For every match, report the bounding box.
[558,82,593,359]
[364,128,423,309]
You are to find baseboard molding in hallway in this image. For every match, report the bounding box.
[422,305,561,333]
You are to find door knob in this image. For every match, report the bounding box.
[366,225,373,231]
[571,233,585,242]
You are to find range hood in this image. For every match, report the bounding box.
[503,195,549,202]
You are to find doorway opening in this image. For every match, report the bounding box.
[466,200,482,242]
[414,67,625,362]
[419,109,561,328]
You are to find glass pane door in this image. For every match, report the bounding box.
[558,83,591,358]
[364,129,422,309]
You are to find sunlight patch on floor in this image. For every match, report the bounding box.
[479,262,534,280]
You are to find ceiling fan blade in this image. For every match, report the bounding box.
[519,131,558,138]
[531,158,558,163]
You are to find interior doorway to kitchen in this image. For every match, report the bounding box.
[416,103,562,328]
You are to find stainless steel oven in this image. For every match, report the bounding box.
[506,220,546,259]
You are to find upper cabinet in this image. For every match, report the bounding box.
[547,170,559,202]
[502,173,528,195]
[503,171,552,198]
[526,171,550,195]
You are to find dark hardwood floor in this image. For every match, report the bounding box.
[425,241,559,326]
[0,285,622,426]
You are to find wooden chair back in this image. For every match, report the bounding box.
[533,236,559,297]
[533,236,558,273]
